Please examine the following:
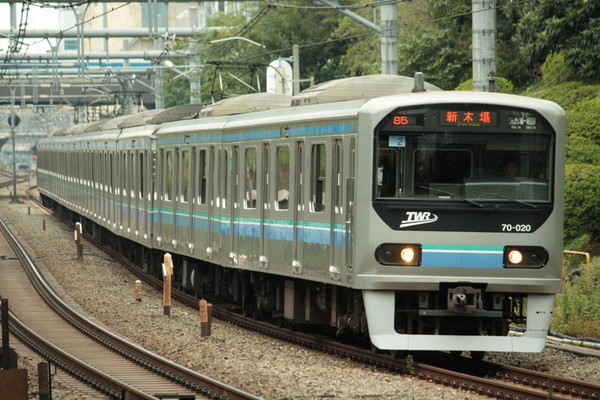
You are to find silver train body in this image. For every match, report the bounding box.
[37,75,566,352]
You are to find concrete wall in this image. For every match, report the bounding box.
[0,106,74,169]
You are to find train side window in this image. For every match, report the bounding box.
[222,149,228,208]
[139,152,144,199]
[310,143,326,212]
[232,147,239,208]
[109,153,114,193]
[244,147,257,209]
[181,149,190,203]
[275,146,290,211]
[198,149,207,205]
[130,152,135,197]
[122,153,127,196]
[165,150,173,202]
[334,141,343,212]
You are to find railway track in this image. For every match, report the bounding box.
[24,186,600,400]
[0,170,30,190]
[0,212,265,400]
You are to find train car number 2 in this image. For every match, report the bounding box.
[501,224,532,232]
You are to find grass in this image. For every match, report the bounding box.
[551,255,600,338]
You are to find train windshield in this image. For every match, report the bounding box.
[375,105,555,203]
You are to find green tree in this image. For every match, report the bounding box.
[564,163,600,241]
[509,0,600,82]
[246,3,347,84]
[163,64,191,108]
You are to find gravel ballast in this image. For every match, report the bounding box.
[1,186,599,399]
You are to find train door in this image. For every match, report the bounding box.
[188,148,197,252]
[119,152,126,233]
[136,151,148,241]
[176,148,192,251]
[193,148,209,257]
[260,143,270,268]
[330,139,344,280]
[206,147,215,260]
[170,148,179,248]
[155,149,164,245]
[304,139,332,277]
[220,147,230,264]
[129,151,136,239]
[209,147,221,262]
[345,137,356,279]
[157,147,175,249]
[272,144,292,270]
[240,145,259,268]
[292,141,304,271]
[109,152,116,229]
[230,146,240,265]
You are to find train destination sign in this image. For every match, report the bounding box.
[382,106,544,133]
[439,110,499,127]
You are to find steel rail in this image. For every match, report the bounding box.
[26,187,600,400]
[0,216,159,400]
[4,194,266,400]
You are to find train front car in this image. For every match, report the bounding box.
[355,92,566,352]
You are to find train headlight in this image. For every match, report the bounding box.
[507,250,523,265]
[503,246,548,268]
[375,243,422,266]
[400,247,415,263]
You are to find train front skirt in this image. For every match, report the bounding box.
[363,291,554,352]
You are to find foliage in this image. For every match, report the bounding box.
[532,83,600,166]
[564,164,600,241]
[566,97,600,142]
[564,234,600,266]
[163,64,191,108]
[509,0,600,82]
[566,136,600,166]
[334,8,379,77]
[495,41,533,90]
[552,257,600,338]
[454,77,514,93]
[241,3,347,85]
[397,28,471,90]
[541,53,577,86]
[397,0,471,89]
[533,82,600,111]
[335,0,474,88]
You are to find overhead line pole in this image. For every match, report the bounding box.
[472,0,496,91]
[312,0,398,75]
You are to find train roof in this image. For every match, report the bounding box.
[118,109,163,128]
[150,103,204,124]
[291,74,441,106]
[45,75,444,140]
[200,93,291,117]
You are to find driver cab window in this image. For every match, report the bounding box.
[377,149,402,197]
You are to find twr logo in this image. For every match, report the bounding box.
[400,211,438,228]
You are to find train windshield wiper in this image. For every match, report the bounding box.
[419,186,484,208]
[473,191,538,209]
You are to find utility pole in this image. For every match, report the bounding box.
[380,0,398,75]
[472,0,497,91]
[188,8,202,104]
[293,45,300,95]
[313,0,398,75]
[9,88,22,204]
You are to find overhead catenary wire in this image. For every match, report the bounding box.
[238,0,531,63]
[265,0,409,10]
[0,1,133,80]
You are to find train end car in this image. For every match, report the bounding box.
[354,91,566,352]
[36,75,566,354]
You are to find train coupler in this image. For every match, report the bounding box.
[447,286,483,314]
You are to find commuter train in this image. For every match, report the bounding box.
[36,75,566,353]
